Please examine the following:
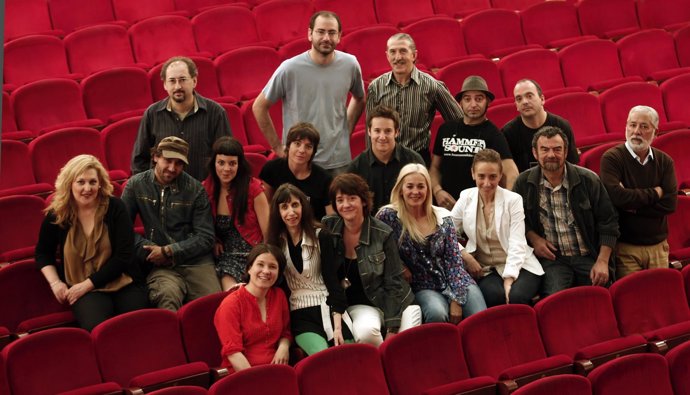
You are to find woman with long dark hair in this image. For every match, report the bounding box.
[203,136,269,290]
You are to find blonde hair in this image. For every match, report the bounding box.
[46,154,113,227]
[388,163,436,243]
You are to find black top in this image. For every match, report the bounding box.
[339,258,370,307]
[260,158,332,220]
[501,112,580,172]
[35,197,143,287]
[287,237,303,274]
[433,119,512,199]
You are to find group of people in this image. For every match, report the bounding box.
[35,9,679,374]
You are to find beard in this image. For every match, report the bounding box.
[541,160,563,172]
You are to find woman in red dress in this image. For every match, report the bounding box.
[214,243,291,372]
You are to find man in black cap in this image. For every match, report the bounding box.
[430,75,519,210]
[122,136,221,311]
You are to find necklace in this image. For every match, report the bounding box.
[341,258,355,289]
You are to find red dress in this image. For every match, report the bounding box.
[214,286,292,370]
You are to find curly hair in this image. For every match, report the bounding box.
[45,154,113,227]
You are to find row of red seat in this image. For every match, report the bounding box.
[5,33,690,144]
[2,267,690,394]
[7,1,690,93]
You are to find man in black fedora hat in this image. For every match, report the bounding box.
[430,75,519,210]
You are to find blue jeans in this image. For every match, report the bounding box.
[414,285,487,323]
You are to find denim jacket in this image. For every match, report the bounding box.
[322,215,414,331]
[121,169,215,267]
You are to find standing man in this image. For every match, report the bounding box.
[513,127,619,297]
[252,11,365,176]
[430,76,519,210]
[600,106,677,278]
[366,33,462,165]
[131,56,232,181]
[348,105,424,212]
[502,79,579,172]
[122,136,221,311]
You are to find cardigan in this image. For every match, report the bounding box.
[35,197,142,288]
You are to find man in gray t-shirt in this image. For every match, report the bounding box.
[252,11,365,174]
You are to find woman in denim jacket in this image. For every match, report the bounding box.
[322,173,421,346]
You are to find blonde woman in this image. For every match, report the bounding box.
[376,163,486,324]
[35,155,149,331]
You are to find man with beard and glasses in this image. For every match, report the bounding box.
[513,126,619,297]
[122,136,221,311]
[253,11,365,177]
[600,106,677,279]
[430,76,519,210]
[366,33,462,166]
[130,56,231,181]
[502,79,579,172]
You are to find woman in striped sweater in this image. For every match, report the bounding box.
[267,183,354,355]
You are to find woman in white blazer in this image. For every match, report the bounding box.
[450,149,543,307]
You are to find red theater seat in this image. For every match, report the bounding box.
[65,24,148,76]
[178,291,227,370]
[534,286,648,374]
[4,35,82,91]
[667,338,690,395]
[461,9,541,59]
[220,103,265,154]
[520,1,597,49]
[610,269,690,352]
[254,0,313,46]
[0,196,45,263]
[576,0,640,39]
[11,78,103,135]
[512,375,591,395]
[82,67,152,124]
[487,103,519,130]
[4,0,63,42]
[374,0,435,27]
[661,72,690,126]
[192,5,274,57]
[491,0,542,11]
[0,140,54,198]
[458,305,573,393]
[214,46,281,101]
[48,0,125,34]
[598,82,686,134]
[0,259,75,332]
[92,309,210,391]
[296,344,389,395]
[676,25,690,67]
[2,328,121,395]
[278,38,310,61]
[559,39,643,92]
[617,29,690,82]
[129,15,210,66]
[29,127,128,184]
[209,365,298,395]
[636,0,690,31]
[241,99,283,152]
[588,354,674,395]
[652,130,690,191]
[112,0,187,23]
[379,323,496,395]
[577,141,620,175]
[545,92,624,148]
[667,197,690,263]
[100,116,142,178]
[1,91,34,141]
[431,0,490,19]
[174,0,236,15]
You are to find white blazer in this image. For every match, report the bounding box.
[450,186,544,279]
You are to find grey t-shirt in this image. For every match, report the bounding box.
[263,50,365,169]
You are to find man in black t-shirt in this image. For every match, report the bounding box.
[431,76,518,210]
[501,79,579,172]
